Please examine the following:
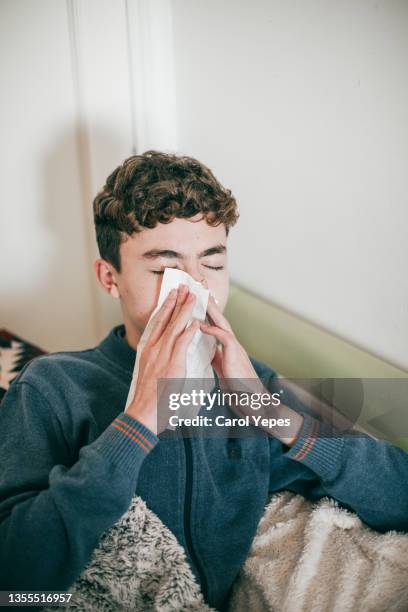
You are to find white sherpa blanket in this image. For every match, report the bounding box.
[228,492,408,612]
[44,492,408,612]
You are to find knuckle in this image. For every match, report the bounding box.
[220,329,232,343]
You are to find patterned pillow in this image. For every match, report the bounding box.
[0,329,46,402]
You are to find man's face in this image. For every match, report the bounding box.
[100,214,230,346]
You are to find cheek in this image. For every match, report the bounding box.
[208,273,229,312]
[123,274,162,324]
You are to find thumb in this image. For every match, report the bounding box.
[211,345,224,378]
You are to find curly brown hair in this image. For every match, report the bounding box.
[93,150,240,271]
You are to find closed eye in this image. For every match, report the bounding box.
[151,266,224,275]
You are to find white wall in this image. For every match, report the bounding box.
[0,0,99,352]
[0,0,176,352]
[171,0,408,371]
[1,0,407,371]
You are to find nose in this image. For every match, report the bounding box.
[190,274,207,288]
[185,266,207,287]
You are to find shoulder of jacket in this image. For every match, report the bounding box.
[11,348,97,389]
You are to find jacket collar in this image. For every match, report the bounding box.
[97,324,136,374]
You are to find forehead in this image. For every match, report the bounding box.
[121,215,227,257]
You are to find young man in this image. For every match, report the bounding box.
[0,151,407,611]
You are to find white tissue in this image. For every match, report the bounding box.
[124,267,217,429]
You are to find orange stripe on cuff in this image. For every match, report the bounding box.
[291,419,320,461]
[112,423,150,453]
[298,419,320,460]
[115,418,154,449]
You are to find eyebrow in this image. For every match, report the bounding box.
[141,244,227,260]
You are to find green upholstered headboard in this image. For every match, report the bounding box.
[224,283,408,451]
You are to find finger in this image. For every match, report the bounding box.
[199,322,233,347]
[206,294,232,331]
[172,319,200,364]
[147,288,178,345]
[163,291,197,343]
[153,284,189,347]
[169,283,190,324]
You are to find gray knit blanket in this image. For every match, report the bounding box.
[44,492,408,612]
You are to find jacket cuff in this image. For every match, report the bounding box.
[284,412,345,479]
[90,411,159,478]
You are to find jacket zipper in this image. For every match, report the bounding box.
[182,430,209,602]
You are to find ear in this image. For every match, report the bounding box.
[94,259,120,299]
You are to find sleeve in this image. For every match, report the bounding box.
[281,412,408,532]
[0,381,159,591]
[257,362,408,532]
[274,396,408,532]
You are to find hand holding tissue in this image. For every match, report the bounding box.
[125,267,218,430]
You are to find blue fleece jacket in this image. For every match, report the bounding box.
[0,325,407,610]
